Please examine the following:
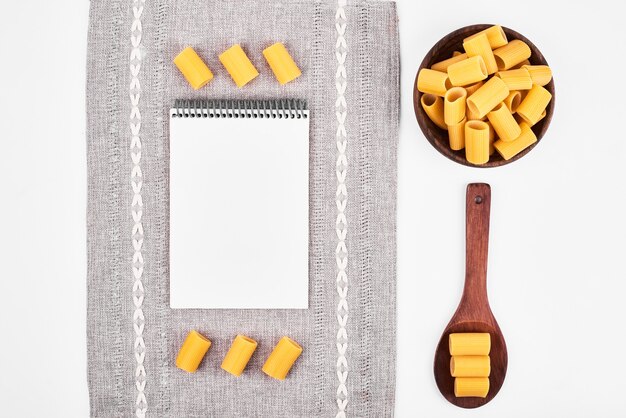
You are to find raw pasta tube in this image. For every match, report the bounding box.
[447,56,488,87]
[496,68,532,90]
[221,335,258,377]
[455,377,490,398]
[452,51,464,57]
[493,40,532,70]
[516,84,552,125]
[262,337,303,380]
[518,89,529,103]
[449,333,491,356]
[533,109,547,125]
[219,44,259,87]
[512,59,530,69]
[431,53,468,72]
[503,90,522,113]
[262,42,302,85]
[463,33,498,74]
[176,330,212,373]
[487,103,521,142]
[417,69,452,96]
[466,76,509,119]
[466,104,485,121]
[516,109,547,127]
[173,47,214,90]
[448,117,466,151]
[485,121,496,155]
[465,120,490,165]
[420,94,447,130]
[494,121,537,160]
[450,356,491,377]
[444,87,467,126]
[465,81,484,96]
[522,65,552,86]
[464,25,508,49]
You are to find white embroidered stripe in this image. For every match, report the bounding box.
[335,1,349,417]
[129,0,147,417]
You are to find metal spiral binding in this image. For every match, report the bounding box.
[172,99,309,119]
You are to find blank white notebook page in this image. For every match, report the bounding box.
[169,105,309,309]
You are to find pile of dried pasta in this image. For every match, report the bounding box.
[417,25,552,164]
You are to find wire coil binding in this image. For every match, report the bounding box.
[172,99,309,119]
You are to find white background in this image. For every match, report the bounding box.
[0,0,625,416]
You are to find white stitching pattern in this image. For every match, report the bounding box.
[335,1,348,417]
[129,1,146,417]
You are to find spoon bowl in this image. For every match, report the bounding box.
[433,183,508,408]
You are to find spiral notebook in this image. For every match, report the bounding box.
[169,99,310,309]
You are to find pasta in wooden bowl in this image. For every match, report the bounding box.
[414,24,555,167]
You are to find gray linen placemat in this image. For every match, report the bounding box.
[86,0,399,416]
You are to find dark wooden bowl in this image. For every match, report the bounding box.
[413,24,555,168]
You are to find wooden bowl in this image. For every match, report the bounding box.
[413,24,555,168]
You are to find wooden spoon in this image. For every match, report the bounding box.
[433,183,508,408]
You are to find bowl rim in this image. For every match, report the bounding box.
[413,24,556,168]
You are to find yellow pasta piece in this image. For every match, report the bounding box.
[449,333,491,356]
[176,330,212,373]
[262,42,302,85]
[466,104,486,121]
[494,121,537,160]
[173,47,214,90]
[496,68,532,90]
[447,56,488,87]
[431,53,468,72]
[487,102,521,142]
[465,81,484,96]
[463,33,498,75]
[535,109,547,125]
[455,377,490,398]
[219,44,259,88]
[493,40,532,70]
[503,90,522,113]
[420,94,447,130]
[519,89,529,102]
[517,84,552,125]
[263,42,302,85]
[417,68,451,96]
[512,59,531,69]
[262,337,303,380]
[444,87,467,126]
[465,120,490,165]
[522,65,552,86]
[221,334,258,377]
[485,121,496,155]
[466,76,509,119]
[516,109,547,127]
[450,356,491,377]
[448,117,466,151]
[464,25,508,49]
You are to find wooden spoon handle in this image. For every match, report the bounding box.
[462,183,491,310]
